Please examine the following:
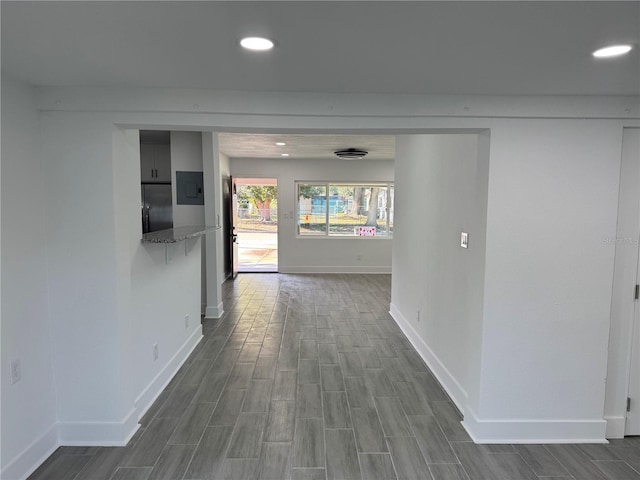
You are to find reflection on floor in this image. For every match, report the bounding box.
[29,274,640,480]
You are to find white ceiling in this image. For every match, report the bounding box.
[2,1,638,96]
[3,1,638,160]
[219,133,395,160]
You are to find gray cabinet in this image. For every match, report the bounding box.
[140,144,171,183]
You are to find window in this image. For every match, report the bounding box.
[297,182,394,237]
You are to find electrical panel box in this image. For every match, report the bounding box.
[176,171,204,205]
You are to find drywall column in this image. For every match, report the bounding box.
[202,132,224,318]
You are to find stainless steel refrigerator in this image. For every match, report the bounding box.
[141,184,173,233]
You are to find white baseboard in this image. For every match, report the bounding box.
[389,303,468,410]
[1,423,58,480]
[280,266,392,274]
[605,415,626,439]
[58,407,139,446]
[463,406,608,444]
[135,326,203,423]
[389,302,609,444]
[205,302,224,319]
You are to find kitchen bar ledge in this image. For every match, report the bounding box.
[142,225,220,263]
[141,225,219,243]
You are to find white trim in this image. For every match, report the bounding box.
[389,302,468,410]
[57,408,139,446]
[462,406,608,444]
[1,423,58,480]
[389,302,609,444]
[605,415,627,439]
[134,326,203,422]
[205,302,224,319]
[281,266,392,274]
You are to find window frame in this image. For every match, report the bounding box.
[296,181,394,239]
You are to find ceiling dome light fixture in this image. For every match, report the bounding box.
[240,37,274,51]
[593,44,633,58]
[334,148,369,160]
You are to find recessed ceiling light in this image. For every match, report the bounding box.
[240,37,274,51]
[276,142,286,146]
[281,153,289,157]
[592,44,633,58]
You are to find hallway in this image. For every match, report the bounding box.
[29,274,640,480]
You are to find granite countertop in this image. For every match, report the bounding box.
[141,225,219,244]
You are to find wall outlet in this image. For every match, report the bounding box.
[461,232,469,249]
[153,344,159,361]
[416,308,421,323]
[10,359,21,384]
[356,253,362,261]
[185,314,190,329]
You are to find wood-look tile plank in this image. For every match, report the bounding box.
[358,453,397,480]
[253,355,277,379]
[293,418,325,468]
[299,358,321,384]
[300,339,319,359]
[124,417,180,467]
[290,468,327,480]
[272,370,297,401]
[179,359,213,385]
[386,436,432,480]
[208,389,246,426]
[364,369,396,396]
[407,415,458,464]
[257,442,291,480]
[320,365,345,391]
[318,343,340,365]
[242,379,273,412]
[430,401,470,442]
[28,454,92,480]
[323,391,352,428]
[325,429,361,480]
[593,460,640,480]
[393,382,433,415]
[147,444,195,480]
[339,352,365,377]
[374,397,412,437]
[513,445,571,477]
[74,447,128,480]
[192,372,229,403]
[265,400,296,442]
[154,384,198,418]
[350,407,388,453]
[452,443,538,480]
[344,376,375,409]
[297,383,323,418]
[183,425,234,479]
[218,458,259,480]
[168,402,215,445]
[428,464,470,480]
[227,362,256,390]
[109,468,153,480]
[227,413,267,458]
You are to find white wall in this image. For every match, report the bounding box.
[470,120,622,442]
[2,85,638,478]
[170,131,207,311]
[1,74,59,479]
[391,134,488,415]
[170,131,205,227]
[231,157,394,273]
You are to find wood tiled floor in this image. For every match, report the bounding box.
[29,274,640,480]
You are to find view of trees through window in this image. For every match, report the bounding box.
[298,183,394,237]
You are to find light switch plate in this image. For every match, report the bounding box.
[461,232,469,248]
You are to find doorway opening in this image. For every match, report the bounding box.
[234,177,278,272]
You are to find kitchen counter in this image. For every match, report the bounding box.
[141,225,219,244]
